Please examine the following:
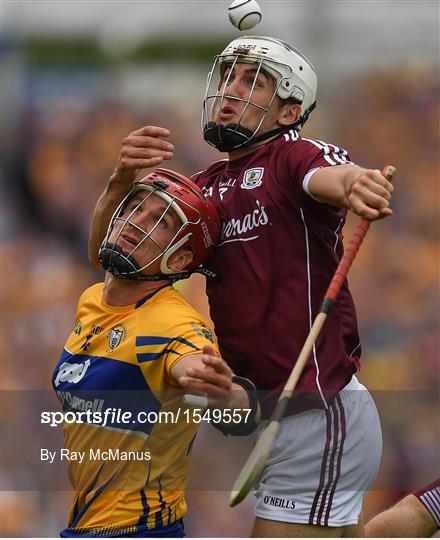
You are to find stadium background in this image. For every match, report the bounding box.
[1,0,439,536]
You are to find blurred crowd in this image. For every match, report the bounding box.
[1,60,438,536]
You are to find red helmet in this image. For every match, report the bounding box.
[99,168,221,281]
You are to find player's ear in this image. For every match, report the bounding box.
[278,102,301,126]
[167,247,194,272]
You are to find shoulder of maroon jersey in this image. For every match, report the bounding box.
[264,129,308,161]
[275,129,351,164]
[191,158,229,184]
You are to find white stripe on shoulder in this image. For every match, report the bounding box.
[302,138,337,165]
[318,141,351,165]
[283,129,299,142]
[302,138,353,167]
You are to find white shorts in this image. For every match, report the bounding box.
[254,376,382,527]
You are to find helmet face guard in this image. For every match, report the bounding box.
[202,36,317,152]
[99,169,221,282]
[203,54,284,152]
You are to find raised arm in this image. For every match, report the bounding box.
[88,126,175,267]
[171,344,260,435]
[307,164,394,220]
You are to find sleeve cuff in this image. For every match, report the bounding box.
[302,167,323,201]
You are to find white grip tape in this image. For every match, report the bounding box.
[183,394,208,408]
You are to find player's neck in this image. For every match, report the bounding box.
[227,133,279,161]
[102,273,170,307]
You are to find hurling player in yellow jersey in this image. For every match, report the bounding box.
[53,168,259,538]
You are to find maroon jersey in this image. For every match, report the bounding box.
[414,479,440,528]
[192,129,361,416]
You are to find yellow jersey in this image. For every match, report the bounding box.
[52,282,218,536]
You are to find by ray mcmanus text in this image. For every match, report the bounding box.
[41,448,151,463]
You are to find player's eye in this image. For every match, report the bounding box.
[251,75,265,88]
[223,73,235,86]
[152,214,167,228]
[127,203,142,215]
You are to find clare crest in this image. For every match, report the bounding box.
[241,167,264,190]
[107,324,127,351]
[191,322,215,344]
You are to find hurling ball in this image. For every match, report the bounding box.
[228,0,262,31]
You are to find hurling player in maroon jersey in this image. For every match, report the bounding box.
[89,36,394,537]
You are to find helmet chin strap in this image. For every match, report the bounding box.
[204,122,296,153]
[99,242,139,277]
[99,242,219,283]
[203,102,316,152]
[203,122,254,152]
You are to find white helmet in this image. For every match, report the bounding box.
[202,36,317,151]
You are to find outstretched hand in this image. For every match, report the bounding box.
[178,345,234,409]
[347,168,394,220]
[112,125,175,185]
